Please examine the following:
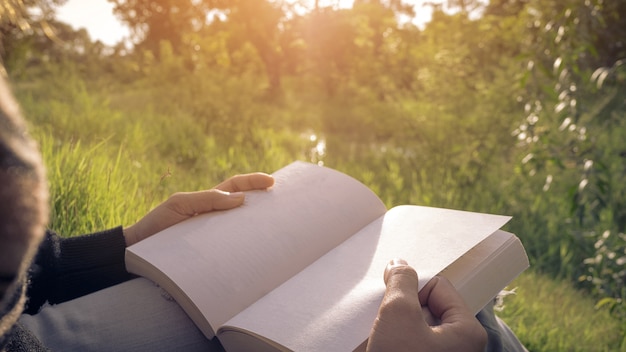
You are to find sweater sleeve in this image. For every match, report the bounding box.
[25,227,133,314]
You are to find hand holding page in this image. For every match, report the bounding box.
[125,161,529,352]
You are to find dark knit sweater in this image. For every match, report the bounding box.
[0,227,132,351]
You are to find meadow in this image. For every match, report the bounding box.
[13,66,625,351]
[4,0,626,349]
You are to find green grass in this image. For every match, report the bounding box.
[36,134,150,235]
[14,71,626,352]
[34,129,626,351]
[498,270,625,351]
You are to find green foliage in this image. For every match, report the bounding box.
[14,69,308,232]
[510,0,626,324]
[5,0,626,347]
[499,271,625,351]
[36,135,147,235]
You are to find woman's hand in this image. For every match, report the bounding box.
[123,173,274,246]
[366,259,487,352]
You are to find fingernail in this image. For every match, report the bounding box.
[384,258,409,284]
[228,191,244,199]
[390,258,408,266]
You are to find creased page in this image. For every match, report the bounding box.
[219,205,511,351]
[125,161,387,339]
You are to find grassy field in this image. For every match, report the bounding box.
[36,132,625,351]
[4,0,625,349]
[499,271,624,351]
[14,71,625,351]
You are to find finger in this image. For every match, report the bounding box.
[421,305,439,326]
[215,173,275,192]
[166,189,245,216]
[383,258,410,285]
[386,263,447,326]
[379,259,422,320]
[418,276,473,323]
[369,258,427,351]
[384,259,418,295]
[419,276,488,350]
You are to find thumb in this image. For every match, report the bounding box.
[366,259,427,352]
[379,258,423,321]
[384,258,418,289]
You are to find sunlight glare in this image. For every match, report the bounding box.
[295,0,354,10]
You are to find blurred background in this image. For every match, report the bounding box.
[1,0,625,350]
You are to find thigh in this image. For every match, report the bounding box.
[19,278,224,352]
[476,301,528,352]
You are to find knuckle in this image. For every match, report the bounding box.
[380,293,418,316]
[164,192,194,214]
[390,265,417,278]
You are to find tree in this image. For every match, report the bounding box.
[223,0,285,96]
[0,0,66,69]
[109,0,288,95]
[293,7,359,97]
[109,0,210,56]
[510,0,626,311]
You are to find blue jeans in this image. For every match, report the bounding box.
[19,278,526,351]
[19,278,222,351]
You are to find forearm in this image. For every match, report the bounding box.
[25,227,132,313]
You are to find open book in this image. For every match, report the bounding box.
[125,161,529,351]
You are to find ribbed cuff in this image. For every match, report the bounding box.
[51,226,132,303]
